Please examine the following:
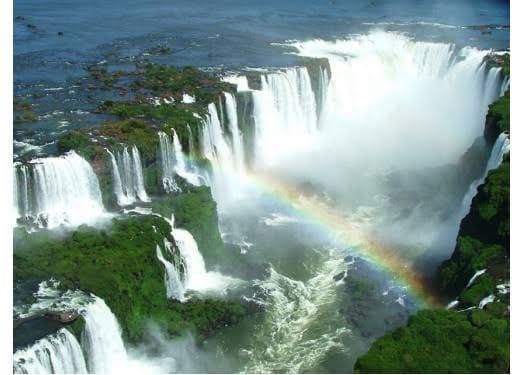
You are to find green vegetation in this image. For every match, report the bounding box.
[100,101,202,152]
[14,111,39,124]
[14,215,247,342]
[98,119,159,160]
[152,187,243,273]
[133,63,233,103]
[354,307,509,373]
[438,237,504,298]
[459,273,496,307]
[85,65,123,89]
[486,91,510,136]
[57,130,97,160]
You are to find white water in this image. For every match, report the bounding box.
[242,254,350,373]
[108,145,150,206]
[222,75,251,91]
[81,296,166,374]
[251,67,319,167]
[200,103,244,203]
[286,32,504,171]
[14,329,88,374]
[158,130,202,192]
[156,242,186,302]
[156,215,238,296]
[171,227,237,294]
[224,92,246,173]
[479,294,495,309]
[13,151,106,228]
[466,269,487,288]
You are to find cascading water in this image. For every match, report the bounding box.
[251,67,319,167]
[160,216,237,296]
[317,67,330,126]
[200,103,241,202]
[222,75,251,92]
[81,297,129,373]
[224,92,246,173]
[80,296,167,373]
[457,132,510,221]
[13,328,88,374]
[158,130,202,191]
[13,151,106,228]
[287,32,506,171]
[107,145,150,206]
[156,240,187,302]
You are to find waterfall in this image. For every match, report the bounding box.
[222,75,251,92]
[317,66,330,127]
[14,328,88,374]
[500,75,510,96]
[158,131,180,193]
[171,228,207,291]
[287,32,507,170]
[466,269,487,289]
[158,130,202,192]
[156,241,187,301]
[187,124,196,159]
[106,150,133,206]
[81,297,129,373]
[458,132,510,223]
[131,146,149,202]
[155,216,237,296]
[13,151,105,228]
[224,92,246,173]
[251,67,318,167]
[108,145,150,206]
[200,103,240,201]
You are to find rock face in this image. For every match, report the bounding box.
[341,258,413,340]
[45,311,80,324]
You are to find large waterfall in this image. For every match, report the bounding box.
[287,32,505,171]
[13,151,106,228]
[251,67,319,167]
[158,130,202,192]
[13,328,88,374]
[107,146,150,206]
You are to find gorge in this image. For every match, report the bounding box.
[13,4,510,372]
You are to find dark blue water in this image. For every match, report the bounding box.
[13,0,509,156]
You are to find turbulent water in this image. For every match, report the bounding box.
[242,253,350,373]
[13,151,106,228]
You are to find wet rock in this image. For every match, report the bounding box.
[45,311,80,323]
[333,271,346,282]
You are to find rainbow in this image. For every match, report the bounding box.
[247,172,443,308]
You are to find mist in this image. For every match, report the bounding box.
[248,31,505,269]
